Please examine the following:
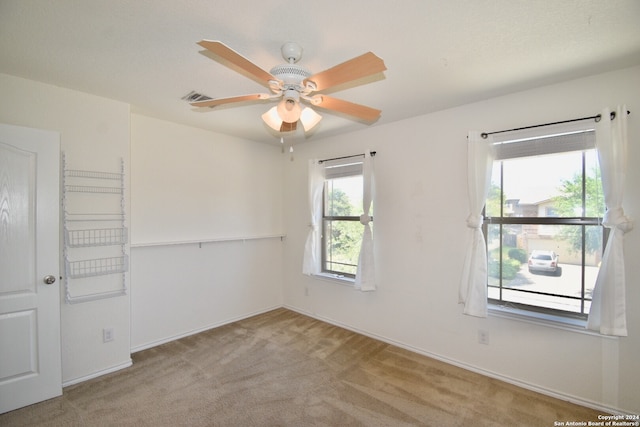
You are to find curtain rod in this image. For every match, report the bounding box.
[481,110,631,139]
[318,151,376,164]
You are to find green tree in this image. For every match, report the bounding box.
[484,182,503,252]
[485,182,503,217]
[326,187,355,216]
[552,169,605,254]
[326,188,363,274]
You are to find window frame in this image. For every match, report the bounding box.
[320,159,365,279]
[321,211,361,279]
[483,126,606,320]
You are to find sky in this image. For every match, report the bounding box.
[496,149,600,204]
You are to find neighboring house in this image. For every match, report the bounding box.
[505,198,599,266]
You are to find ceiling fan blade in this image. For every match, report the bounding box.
[190,93,269,108]
[304,52,386,92]
[312,95,381,123]
[198,40,278,88]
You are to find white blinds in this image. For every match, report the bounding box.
[323,158,363,179]
[492,120,596,160]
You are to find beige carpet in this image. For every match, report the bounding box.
[1,308,602,426]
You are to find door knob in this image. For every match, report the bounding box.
[43,275,56,285]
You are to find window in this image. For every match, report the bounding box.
[321,159,366,278]
[484,126,605,319]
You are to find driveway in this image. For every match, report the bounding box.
[493,263,599,313]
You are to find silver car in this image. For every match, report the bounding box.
[527,250,560,276]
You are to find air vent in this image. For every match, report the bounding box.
[182,90,212,103]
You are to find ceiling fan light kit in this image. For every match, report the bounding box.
[299,107,323,132]
[261,106,282,131]
[262,103,322,133]
[191,40,386,136]
[277,89,301,122]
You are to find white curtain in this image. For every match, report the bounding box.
[355,152,375,291]
[459,131,495,317]
[587,105,633,336]
[302,159,325,275]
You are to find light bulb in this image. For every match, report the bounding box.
[277,98,301,123]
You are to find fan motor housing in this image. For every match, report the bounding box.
[270,64,311,90]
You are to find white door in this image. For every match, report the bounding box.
[0,123,62,414]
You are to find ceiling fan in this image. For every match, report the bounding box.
[190,40,387,133]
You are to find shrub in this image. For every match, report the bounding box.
[508,248,527,263]
[488,259,501,279]
[502,258,521,279]
[488,250,524,280]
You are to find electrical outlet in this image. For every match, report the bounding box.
[103,328,114,343]
[478,329,490,345]
[304,287,309,296]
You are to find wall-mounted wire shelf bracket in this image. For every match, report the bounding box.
[65,169,122,180]
[66,255,129,278]
[66,227,128,247]
[62,152,128,303]
[65,185,123,194]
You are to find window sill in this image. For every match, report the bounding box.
[488,304,618,339]
[312,272,355,286]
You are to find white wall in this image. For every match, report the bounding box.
[282,65,640,414]
[130,239,284,350]
[0,74,132,384]
[129,115,284,350]
[130,115,283,245]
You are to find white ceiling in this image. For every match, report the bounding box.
[1,0,640,145]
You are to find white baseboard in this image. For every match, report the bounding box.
[283,304,629,416]
[63,359,133,388]
[129,305,282,354]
